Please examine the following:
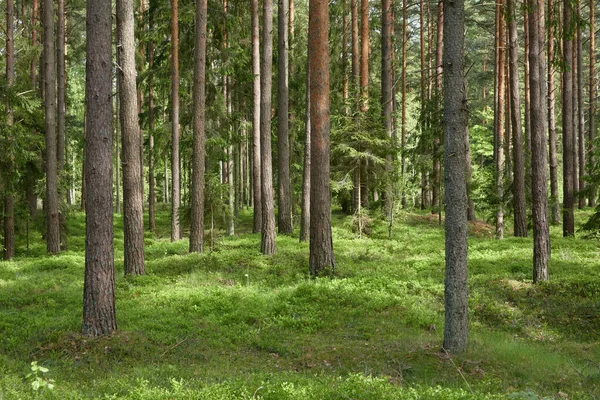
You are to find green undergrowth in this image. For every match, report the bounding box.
[1,208,599,399]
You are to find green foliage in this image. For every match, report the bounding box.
[26,361,55,392]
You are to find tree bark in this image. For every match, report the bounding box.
[494,0,506,239]
[148,16,156,232]
[442,0,468,354]
[590,0,596,208]
[507,0,527,237]
[82,0,117,336]
[57,0,66,174]
[251,0,262,233]
[529,0,550,281]
[432,1,443,216]
[309,0,335,276]
[260,0,276,255]
[300,57,311,243]
[359,0,369,208]
[44,0,60,254]
[4,0,15,260]
[548,0,560,224]
[117,0,145,275]
[189,0,207,253]
[576,2,585,209]
[170,0,181,241]
[562,0,575,237]
[277,0,293,234]
[382,0,393,218]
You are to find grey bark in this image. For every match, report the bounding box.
[171,0,181,241]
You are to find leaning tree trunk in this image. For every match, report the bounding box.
[529,0,550,281]
[507,0,527,237]
[562,0,575,237]
[309,0,335,276]
[189,0,207,253]
[277,0,293,234]
[260,0,276,255]
[442,0,468,354]
[82,0,117,337]
[117,0,145,275]
[44,0,61,254]
[170,0,181,241]
[251,0,262,233]
[4,0,15,260]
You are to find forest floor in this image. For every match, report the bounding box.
[1,206,599,399]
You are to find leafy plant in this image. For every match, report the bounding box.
[26,361,55,392]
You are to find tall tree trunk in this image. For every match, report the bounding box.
[300,57,311,243]
[223,0,235,237]
[189,0,207,253]
[562,0,575,236]
[432,1,443,216]
[57,0,65,175]
[351,0,359,211]
[576,2,585,209]
[400,0,407,209]
[251,0,262,233]
[382,0,393,218]
[309,0,335,276]
[359,0,369,208]
[590,0,596,208]
[170,0,181,241]
[342,0,349,115]
[117,0,145,275]
[494,0,506,239]
[4,0,15,260]
[548,0,560,224]
[148,18,156,232]
[260,0,276,255]
[419,0,428,211]
[524,10,531,174]
[442,0,468,354]
[44,0,60,254]
[573,44,580,205]
[507,0,527,237]
[277,0,292,234]
[82,0,117,337]
[529,0,550,281]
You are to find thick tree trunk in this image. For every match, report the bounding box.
[171,0,181,241]
[300,58,311,243]
[507,0,527,237]
[529,0,550,281]
[189,0,207,253]
[82,0,117,336]
[277,0,293,234]
[44,0,60,254]
[562,0,575,237]
[309,0,335,276]
[590,0,596,208]
[382,0,393,218]
[494,0,505,239]
[117,0,145,275]
[260,0,276,255]
[251,0,262,234]
[442,0,468,354]
[4,0,15,260]
[548,0,560,224]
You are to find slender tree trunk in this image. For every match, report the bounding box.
[300,57,311,243]
[223,0,235,236]
[171,0,181,241]
[115,87,121,214]
[573,44,580,204]
[432,1,443,215]
[148,24,156,232]
[44,0,60,254]
[494,0,506,239]
[4,0,15,260]
[358,0,369,208]
[351,0,360,211]
[576,2,585,209]
[529,0,550,281]
[260,0,276,255]
[57,0,66,175]
[465,125,476,221]
[563,0,575,236]
[342,0,349,115]
[117,0,145,275]
[442,0,468,354]
[590,0,596,208]
[189,0,207,253]
[251,0,262,233]
[419,0,428,211]
[309,0,335,276]
[548,0,560,224]
[382,0,393,218]
[507,0,527,237]
[277,0,292,234]
[400,0,407,209]
[524,10,531,174]
[82,0,117,336]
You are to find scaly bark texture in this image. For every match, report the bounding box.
[251,0,262,233]
[309,0,335,277]
[82,0,117,336]
[189,0,207,253]
[548,0,560,224]
[562,0,575,237]
[117,0,145,275]
[382,0,393,218]
[260,0,276,255]
[432,1,443,216]
[529,0,550,281]
[57,0,66,172]
[442,0,468,354]
[44,0,61,254]
[576,3,585,210]
[277,0,292,234]
[507,0,527,237]
[300,57,311,243]
[4,0,15,260]
[170,0,181,241]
